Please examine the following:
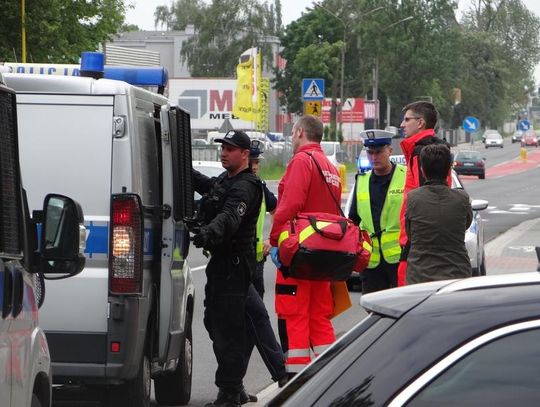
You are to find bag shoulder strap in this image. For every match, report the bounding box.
[303,151,345,217]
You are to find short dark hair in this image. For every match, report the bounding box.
[420,144,452,181]
[295,115,323,142]
[402,101,438,129]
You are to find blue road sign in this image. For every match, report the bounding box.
[463,116,480,133]
[302,78,325,100]
[518,119,531,131]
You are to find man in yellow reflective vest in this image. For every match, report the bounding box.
[348,130,405,294]
[250,140,277,298]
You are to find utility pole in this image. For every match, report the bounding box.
[21,0,27,62]
[314,3,384,135]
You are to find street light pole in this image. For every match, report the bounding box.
[21,0,26,63]
[372,16,413,128]
[313,3,384,136]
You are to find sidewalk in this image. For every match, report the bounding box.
[485,217,540,274]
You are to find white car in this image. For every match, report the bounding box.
[321,141,343,168]
[345,161,488,289]
[484,130,504,148]
[192,160,225,199]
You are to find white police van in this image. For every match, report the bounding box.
[4,53,195,407]
[0,73,86,407]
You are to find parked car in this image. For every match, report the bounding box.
[453,150,486,179]
[344,168,487,289]
[192,138,209,146]
[269,272,540,406]
[484,130,504,148]
[321,141,343,168]
[192,160,224,199]
[521,130,538,147]
[266,132,285,142]
[511,130,524,143]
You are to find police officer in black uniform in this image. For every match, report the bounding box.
[192,130,262,407]
[243,141,288,388]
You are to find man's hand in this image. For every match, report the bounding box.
[269,247,282,269]
[263,239,272,257]
[193,228,210,248]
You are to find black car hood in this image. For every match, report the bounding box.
[360,280,456,318]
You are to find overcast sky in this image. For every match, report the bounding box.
[125,0,540,80]
[124,0,310,28]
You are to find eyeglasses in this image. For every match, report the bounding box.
[403,117,421,122]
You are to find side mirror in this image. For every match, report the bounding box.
[471,199,489,211]
[36,194,86,276]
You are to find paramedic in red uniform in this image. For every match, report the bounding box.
[398,101,451,286]
[269,115,341,377]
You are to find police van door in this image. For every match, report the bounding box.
[158,105,193,361]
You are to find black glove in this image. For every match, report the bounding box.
[193,227,210,248]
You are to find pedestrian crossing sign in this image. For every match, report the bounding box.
[302,78,325,100]
[304,101,322,117]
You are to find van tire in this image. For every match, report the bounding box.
[107,351,151,407]
[154,310,193,405]
[31,394,42,407]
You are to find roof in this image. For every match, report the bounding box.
[361,272,540,318]
[3,73,168,106]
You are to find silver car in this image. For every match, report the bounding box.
[484,130,504,148]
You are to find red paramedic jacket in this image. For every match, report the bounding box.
[270,143,341,247]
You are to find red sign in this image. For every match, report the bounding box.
[322,98,365,123]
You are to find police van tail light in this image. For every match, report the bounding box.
[109,194,143,295]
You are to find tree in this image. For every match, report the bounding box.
[0,0,126,63]
[152,0,282,77]
[460,0,540,126]
[274,3,347,134]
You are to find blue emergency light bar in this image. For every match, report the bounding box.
[104,66,168,88]
[80,51,168,92]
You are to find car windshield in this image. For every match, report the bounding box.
[486,133,501,140]
[456,151,481,160]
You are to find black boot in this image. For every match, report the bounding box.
[205,389,241,406]
[239,387,258,404]
[277,374,290,388]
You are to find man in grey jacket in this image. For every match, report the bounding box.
[405,144,472,284]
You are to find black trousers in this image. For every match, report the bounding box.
[252,260,265,299]
[244,284,286,382]
[204,254,251,392]
[361,259,398,294]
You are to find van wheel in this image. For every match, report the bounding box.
[31,394,42,407]
[107,352,151,407]
[154,310,193,405]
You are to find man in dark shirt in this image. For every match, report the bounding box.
[349,130,406,293]
[192,130,262,406]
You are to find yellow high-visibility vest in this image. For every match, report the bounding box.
[255,194,266,262]
[356,165,405,268]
